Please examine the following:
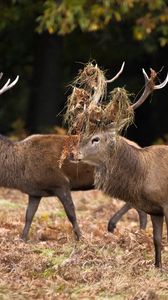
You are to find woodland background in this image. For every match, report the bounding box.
[0,0,168,146]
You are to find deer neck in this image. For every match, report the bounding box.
[94,137,145,202]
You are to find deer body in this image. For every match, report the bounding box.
[0,134,94,192]
[0,133,95,241]
[94,137,165,215]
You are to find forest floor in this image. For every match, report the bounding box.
[0,188,168,300]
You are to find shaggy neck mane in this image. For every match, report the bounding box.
[94,137,145,203]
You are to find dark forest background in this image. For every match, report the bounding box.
[0,0,168,146]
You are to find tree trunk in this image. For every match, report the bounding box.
[26,32,63,132]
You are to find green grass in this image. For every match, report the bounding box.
[0,198,24,209]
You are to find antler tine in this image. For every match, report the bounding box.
[0,75,19,95]
[142,68,149,83]
[106,61,125,83]
[154,72,168,90]
[131,69,168,110]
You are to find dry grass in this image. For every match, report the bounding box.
[0,187,168,299]
[64,62,134,136]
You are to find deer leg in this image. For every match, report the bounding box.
[137,209,147,230]
[21,196,41,241]
[55,187,81,241]
[163,206,168,241]
[150,215,163,268]
[108,203,132,232]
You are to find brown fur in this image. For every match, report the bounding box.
[0,134,94,193]
[0,133,95,241]
[95,138,163,215]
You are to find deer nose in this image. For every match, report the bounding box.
[68,151,83,162]
[77,153,83,161]
[68,152,75,161]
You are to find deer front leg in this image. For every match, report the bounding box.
[137,209,147,230]
[55,187,81,240]
[108,203,132,232]
[150,215,163,268]
[21,196,41,241]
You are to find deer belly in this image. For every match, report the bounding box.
[132,193,164,216]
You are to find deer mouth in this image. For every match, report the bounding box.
[68,152,83,163]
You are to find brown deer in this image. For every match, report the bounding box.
[0,73,82,240]
[0,72,147,241]
[70,68,168,268]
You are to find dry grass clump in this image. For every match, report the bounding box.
[64,62,107,135]
[73,62,107,103]
[64,62,134,135]
[64,87,90,133]
[107,87,134,129]
[58,135,80,168]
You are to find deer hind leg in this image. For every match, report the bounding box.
[108,202,132,232]
[21,196,41,241]
[163,205,168,242]
[137,209,148,230]
[55,187,81,241]
[150,215,163,268]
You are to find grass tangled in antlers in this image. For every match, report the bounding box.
[64,62,134,135]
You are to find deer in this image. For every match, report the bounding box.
[0,71,147,242]
[0,73,83,241]
[70,68,168,268]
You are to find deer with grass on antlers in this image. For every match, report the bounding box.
[66,62,148,232]
[69,66,168,268]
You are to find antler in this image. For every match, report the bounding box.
[131,68,168,110]
[106,62,125,83]
[0,73,19,95]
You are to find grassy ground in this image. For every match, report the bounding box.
[0,188,168,299]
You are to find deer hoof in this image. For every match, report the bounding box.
[74,225,81,241]
[107,220,116,233]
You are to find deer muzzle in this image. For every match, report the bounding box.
[68,151,83,163]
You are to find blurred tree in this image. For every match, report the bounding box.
[0,0,42,132]
[26,32,63,132]
[37,0,168,47]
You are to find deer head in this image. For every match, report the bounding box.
[70,68,168,165]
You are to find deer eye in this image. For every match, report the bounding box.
[91,137,100,144]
